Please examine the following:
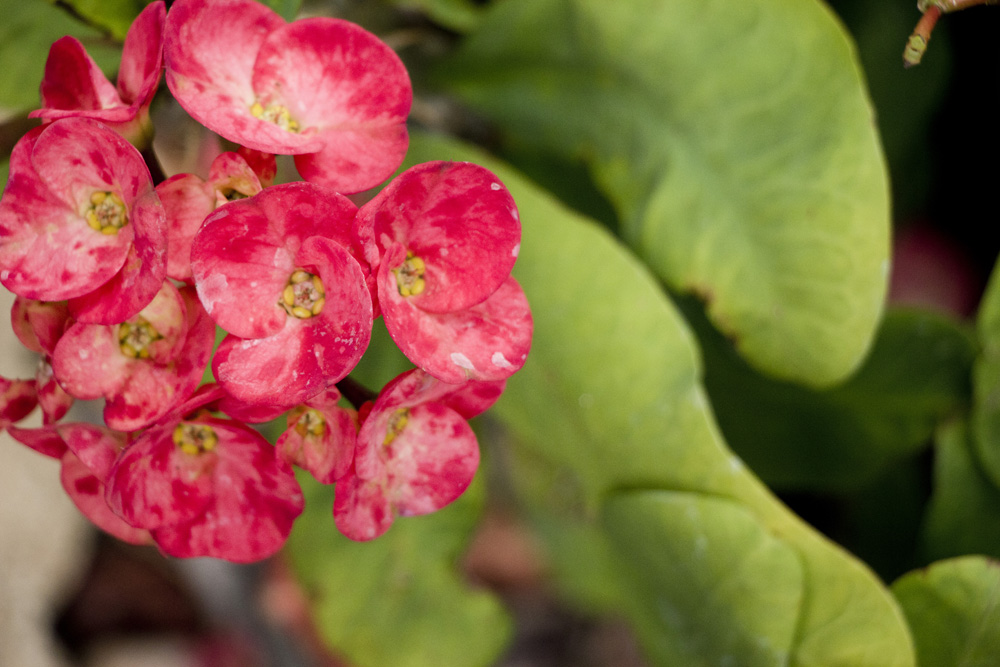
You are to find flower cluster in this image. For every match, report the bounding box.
[0,0,531,561]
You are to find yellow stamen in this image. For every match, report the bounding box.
[384,408,410,446]
[250,100,300,132]
[173,423,218,455]
[85,190,128,235]
[293,408,327,438]
[392,252,427,298]
[118,317,161,359]
[280,268,325,319]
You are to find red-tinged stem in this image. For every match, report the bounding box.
[336,376,377,410]
[920,0,999,13]
[904,6,942,68]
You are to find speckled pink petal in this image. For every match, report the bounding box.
[207,151,264,205]
[6,424,65,459]
[117,1,165,108]
[1,377,37,430]
[10,297,71,354]
[51,319,131,400]
[358,162,520,312]
[56,422,126,481]
[277,388,357,484]
[255,182,358,251]
[191,196,296,339]
[333,470,393,541]
[156,173,215,281]
[36,359,73,424]
[164,0,320,155]
[61,451,152,545]
[107,421,217,530]
[381,270,533,383]
[236,147,276,186]
[33,37,122,115]
[149,418,304,562]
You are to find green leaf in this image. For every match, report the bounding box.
[436,0,890,387]
[387,0,487,33]
[973,258,1000,490]
[404,131,914,665]
[48,0,146,40]
[256,0,303,21]
[923,420,1000,562]
[603,491,803,665]
[688,300,976,491]
[892,556,1000,667]
[286,475,511,667]
[0,0,122,110]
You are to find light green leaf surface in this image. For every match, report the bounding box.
[405,132,913,665]
[0,0,122,110]
[286,475,510,667]
[257,0,303,21]
[923,420,1000,562]
[436,0,890,387]
[892,556,1000,667]
[689,302,976,491]
[973,259,1000,490]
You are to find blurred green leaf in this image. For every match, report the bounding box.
[0,0,121,110]
[923,420,1000,562]
[892,556,1000,666]
[405,131,914,665]
[436,0,890,387]
[688,301,976,491]
[286,474,510,667]
[257,0,302,21]
[388,0,487,32]
[48,0,146,40]
[973,258,1000,489]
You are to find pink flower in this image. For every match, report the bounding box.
[190,182,372,407]
[0,118,167,324]
[29,1,165,146]
[276,387,357,484]
[10,297,75,423]
[106,387,304,562]
[355,162,532,382]
[51,282,215,431]
[164,0,411,194]
[156,150,274,281]
[334,369,505,541]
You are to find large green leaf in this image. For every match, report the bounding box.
[404,132,914,665]
[687,300,976,491]
[435,0,890,387]
[923,420,1000,562]
[286,475,511,667]
[387,0,487,32]
[0,0,122,110]
[892,556,1000,667]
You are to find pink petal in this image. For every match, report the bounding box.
[150,418,304,562]
[34,37,122,115]
[117,1,166,107]
[277,393,357,484]
[164,0,320,154]
[56,422,127,481]
[381,272,533,383]
[156,173,215,281]
[52,321,131,400]
[10,297,71,354]
[237,147,276,186]
[1,377,38,430]
[207,151,264,204]
[36,359,74,424]
[107,422,218,530]
[60,451,152,545]
[6,424,65,459]
[358,162,520,312]
[332,470,393,541]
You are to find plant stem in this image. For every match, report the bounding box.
[904,5,942,68]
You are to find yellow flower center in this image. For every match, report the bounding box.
[118,317,161,359]
[280,269,325,319]
[384,408,410,446]
[292,408,327,438]
[86,191,128,235]
[250,101,300,132]
[173,423,218,456]
[392,252,426,297]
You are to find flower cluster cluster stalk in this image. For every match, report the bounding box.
[0,0,533,561]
